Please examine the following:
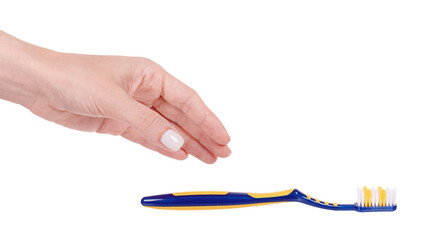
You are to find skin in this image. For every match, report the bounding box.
[0,30,231,164]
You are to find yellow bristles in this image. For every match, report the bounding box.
[378,187,386,207]
[363,187,372,207]
[358,186,395,207]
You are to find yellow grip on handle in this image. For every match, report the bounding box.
[172,191,228,196]
[247,189,294,198]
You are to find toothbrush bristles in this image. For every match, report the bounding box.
[357,186,396,207]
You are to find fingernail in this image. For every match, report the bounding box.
[160,129,184,152]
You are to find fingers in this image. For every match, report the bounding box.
[116,119,217,164]
[153,97,231,158]
[87,93,220,163]
[107,114,215,163]
[110,95,185,152]
[167,121,218,164]
[161,71,231,145]
[120,126,188,160]
[93,116,213,163]
[120,123,216,164]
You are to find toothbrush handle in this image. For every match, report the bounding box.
[141,190,297,210]
[294,189,356,211]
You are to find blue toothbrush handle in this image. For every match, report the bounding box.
[141,190,298,210]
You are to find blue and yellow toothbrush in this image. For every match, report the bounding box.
[141,187,396,212]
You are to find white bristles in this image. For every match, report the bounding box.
[356,187,396,207]
[371,188,377,207]
[386,188,397,206]
[357,188,365,207]
[387,188,392,206]
[393,189,397,206]
[357,188,361,206]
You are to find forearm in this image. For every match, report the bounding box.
[0,31,53,109]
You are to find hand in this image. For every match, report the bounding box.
[0,31,231,164]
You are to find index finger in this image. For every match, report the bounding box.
[161,72,231,145]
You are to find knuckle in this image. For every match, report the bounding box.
[140,58,164,76]
[190,88,199,98]
[139,57,156,66]
[96,119,128,136]
[139,65,165,91]
[119,126,133,137]
[138,110,161,131]
[141,66,158,83]
[180,89,198,113]
[197,131,208,143]
[175,111,188,126]
[199,113,212,128]
[183,136,192,148]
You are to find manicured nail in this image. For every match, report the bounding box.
[160,129,184,152]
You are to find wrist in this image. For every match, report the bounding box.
[0,31,57,109]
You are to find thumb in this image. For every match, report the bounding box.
[111,96,185,152]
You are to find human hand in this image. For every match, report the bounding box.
[0,31,231,164]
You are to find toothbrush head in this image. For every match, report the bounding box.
[356,186,397,212]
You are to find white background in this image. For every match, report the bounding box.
[1,1,423,239]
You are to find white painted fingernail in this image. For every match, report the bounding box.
[160,129,184,151]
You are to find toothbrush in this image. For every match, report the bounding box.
[141,186,396,212]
